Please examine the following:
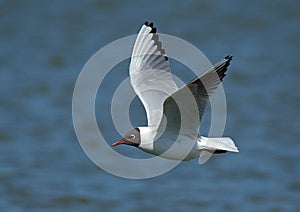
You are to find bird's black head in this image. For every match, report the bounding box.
[112,128,141,147]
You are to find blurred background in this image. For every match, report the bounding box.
[1,0,299,211]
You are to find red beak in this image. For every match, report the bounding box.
[112,139,126,147]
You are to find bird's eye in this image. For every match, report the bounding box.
[130,134,135,140]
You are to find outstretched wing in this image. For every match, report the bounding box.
[157,56,233,138]
[129,21,178,127]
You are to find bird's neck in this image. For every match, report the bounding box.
[138,126,157,146]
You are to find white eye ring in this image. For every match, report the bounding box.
[130,134,135,140]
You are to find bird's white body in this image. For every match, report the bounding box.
[138,127,238,161]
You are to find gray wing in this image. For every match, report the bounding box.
[129,22,178,127]
[157,56,233,138]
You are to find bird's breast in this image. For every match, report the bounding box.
[139,137,199,161]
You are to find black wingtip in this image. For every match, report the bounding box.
[215,56,233,81]
[225,55,233,61]
[142,21,168,62]
[150,27,156,33]
[144,21,156,33]
[144,21,153,27]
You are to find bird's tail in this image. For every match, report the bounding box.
[197,137,239,164]
[198,137,239,152]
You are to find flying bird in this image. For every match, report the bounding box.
[112,21,239,161]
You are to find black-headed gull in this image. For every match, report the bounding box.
[112,21,239,161]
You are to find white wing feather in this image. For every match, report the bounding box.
[129,22,178,127]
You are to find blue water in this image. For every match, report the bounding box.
[1,0,299,211]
